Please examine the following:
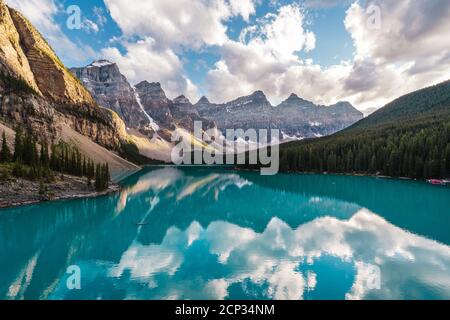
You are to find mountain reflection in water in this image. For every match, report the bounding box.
[1,167,449,300]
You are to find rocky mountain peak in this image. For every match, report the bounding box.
[328,101,363,116]
[136,80,161,89]
[281,93,313,106]
[227,90,271,109]
[88,60,115,68]
[250,90,267,100]
[173,95,191,105]
[135,81,168,100]
[71,61,149,127]
[196,96,210,105]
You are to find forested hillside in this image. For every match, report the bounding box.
[277,80,450,179]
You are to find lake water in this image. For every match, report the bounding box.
[1,167,450,300]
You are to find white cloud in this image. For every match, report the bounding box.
[107,209,450,300]
[241,4,316,60]
[346,0,450,63]
[101,0,259,101]
[81,19,99,34]
[103,0,257,49]
[206,4,347,105]
[229,0,257,21]
[102,37,199,101]
[5,0,96,63]
[206,0,450,112]
[342,0,450,109]
[304,0,351,8]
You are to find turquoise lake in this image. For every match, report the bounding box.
[1,167,450,300]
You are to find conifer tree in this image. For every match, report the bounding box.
[0,131,11,163]
[95,163,102,191]
[13,126,23,162]
[40,139,50,167]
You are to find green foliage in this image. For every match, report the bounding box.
[0,72,37,95]
[3,125,111,188]
[0,163,12,181]
[12,161,26,178]
[0,131,11,163]
[348,80,450,131]
[94,163,110,192]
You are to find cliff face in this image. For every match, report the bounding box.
[0,1,130,157]
[0,91,125,150]
[0,0,40,93]
[133,81,215,133]
[7,7,94,105]
[71,61,150,128]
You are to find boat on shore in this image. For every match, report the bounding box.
[427,179,450,186]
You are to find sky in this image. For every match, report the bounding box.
[5,0,450,112]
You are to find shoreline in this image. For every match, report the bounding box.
[233,166,450,184]
[0,174,122,209]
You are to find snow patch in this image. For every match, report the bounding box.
[133,87,160,132]
[90,60,114,67]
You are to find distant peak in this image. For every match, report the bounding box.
[251,90,266,98]
[197,96,210,105]
[280,93,312,106]
[333,101,355,108]
[174,95,191,105]
[136,81,162,89]
[89,59,114,68]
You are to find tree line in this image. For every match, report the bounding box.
[278,120,450,179]
[0,126,111,191]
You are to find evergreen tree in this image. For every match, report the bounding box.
[0,131,11,163]
[13,126,23,162]
[82,157,87,177]
[95,163,103,191]
[40,139,50,167]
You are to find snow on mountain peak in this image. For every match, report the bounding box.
[89,60,114,68]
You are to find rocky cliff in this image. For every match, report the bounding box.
[133,80,215,133]
[0,1,133,166]
[1,1,94,105]
[71,60,150,128]
[0,0,40,94]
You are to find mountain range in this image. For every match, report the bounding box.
[71,59,363,147]
[195,91,363,138]
[4,0,445,178]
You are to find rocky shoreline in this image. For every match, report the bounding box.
[0,174,121,209]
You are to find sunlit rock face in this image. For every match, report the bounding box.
[0,3,94,105]
[195,91,364,139]
[0,0,40,94]
[71,61,150,128]
[0,2,130,153]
